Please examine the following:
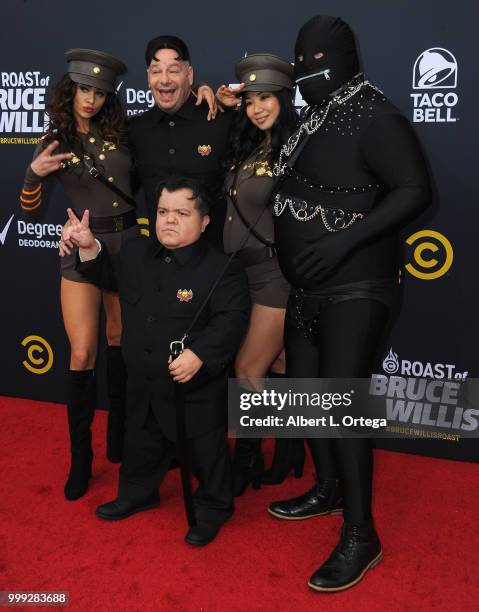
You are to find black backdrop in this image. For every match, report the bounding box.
[1,0,478,461]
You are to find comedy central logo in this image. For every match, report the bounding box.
[404,230,453,280]
[21,335,54,374]
[411,48,458,123]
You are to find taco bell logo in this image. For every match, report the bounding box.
[413,48,457,89]
[410,48,458,123]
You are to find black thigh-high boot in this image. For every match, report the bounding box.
[262,373,306,486]
[105,346,127,463]
[232,438,264,497]
[64,369,96,501]
[261,437,305,484]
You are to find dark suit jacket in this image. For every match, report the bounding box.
[77,236,250,440]
[128,95,234,247]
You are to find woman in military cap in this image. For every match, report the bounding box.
[218,54,305,495]
[19,48,137,502]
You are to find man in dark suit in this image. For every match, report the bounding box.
[65,176,250,546]
[129,35,234,247]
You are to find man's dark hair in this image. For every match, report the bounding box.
[145,35,190,67]
[156,176,210,216]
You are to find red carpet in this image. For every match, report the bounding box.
[1,396,478,611]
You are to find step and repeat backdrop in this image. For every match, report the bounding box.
[1,0,477,461]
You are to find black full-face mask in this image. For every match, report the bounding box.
[294,15,360,106]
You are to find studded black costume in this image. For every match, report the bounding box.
[269,15,431,592]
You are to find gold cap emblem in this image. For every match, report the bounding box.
[93,66,101,74]
[249,73,257,82]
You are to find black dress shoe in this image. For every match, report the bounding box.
[308,521,383,592]
[95,494,160,521]
[184,524,221,547]
[268,479,342,520]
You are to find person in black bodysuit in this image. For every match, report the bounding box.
[268,15,431,592]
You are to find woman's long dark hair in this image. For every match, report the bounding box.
[224,89,298,168]
[46,74,127,155]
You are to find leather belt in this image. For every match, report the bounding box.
[84,210,137,234]
[236,246,275,268]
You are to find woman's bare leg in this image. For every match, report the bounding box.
[235,304,285,380]
[61,278,101,369]
[102,290,122,346]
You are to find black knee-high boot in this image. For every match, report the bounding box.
[64,369,96,501]
[261,373,306,485]
[231,438,264,497]
[105,346,127,463]
[262,438,305,485]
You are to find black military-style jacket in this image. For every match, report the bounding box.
[128,95,234,246]
[77,236,250,439]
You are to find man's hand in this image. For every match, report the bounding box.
[196,85,218,120]
[30,140,72,177]
[168,349,203,383]
[216,83,245,109]
[63,208,98,260]
[59,219,74,257]
[292,233,353,281]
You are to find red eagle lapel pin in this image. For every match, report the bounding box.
[177,289,193,302]
[197,144,212,156]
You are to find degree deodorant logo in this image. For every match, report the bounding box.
[0,214,15,245]
[405,230,453,280]
[21,335,54,374]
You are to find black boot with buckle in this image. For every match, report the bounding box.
[64,369,96,501]
[262,438,306,485]
[232,438,264,497]
[268,477,342,520]
[105,346,127,463]
[308,520,383,592]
